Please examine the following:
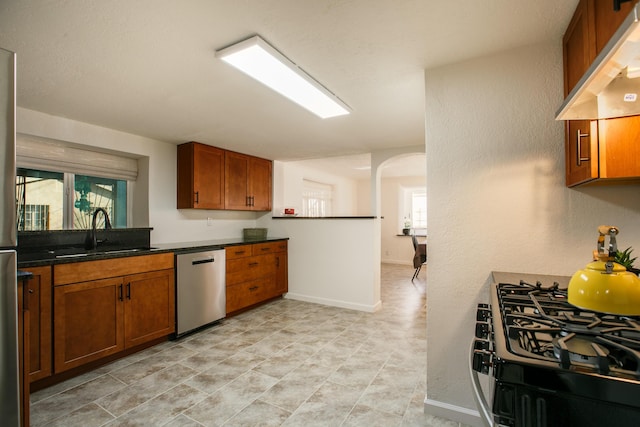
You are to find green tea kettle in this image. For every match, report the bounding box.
[568,225,640,316]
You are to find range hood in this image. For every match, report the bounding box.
[556,3,640,120]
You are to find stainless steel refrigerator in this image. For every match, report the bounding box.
[0,47,20,426]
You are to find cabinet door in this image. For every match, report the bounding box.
[563,0,595,96]
[594,0,639,55]
[225,151,273,211]
[25,266,52,382]
[177,142,225,209]
[566,120,599,186]
[225,151,251,210]
[248,157,272,211]
[598,115,640,178]
[124,269,175,348]
[18,277,29,427]
[54,278,125,373]
[274,250,288,295]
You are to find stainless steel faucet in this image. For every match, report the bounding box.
[85,207,112,250]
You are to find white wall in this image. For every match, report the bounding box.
[273,161,362,216]
[381,176,426,264]
[423,41,640,424]
[260,216,381,312]
[17,108,261,244]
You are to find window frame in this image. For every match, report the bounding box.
[16,168,132,231]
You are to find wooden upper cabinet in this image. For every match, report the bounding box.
[565,119,598,186]
[248,156,273,211]
[224,151,272,211]
[177,142,272,211]
[563,0,640,186]
[177,142,225,209]
[597,115,640,178]
[563,0,596,96]
[594,0,639,55]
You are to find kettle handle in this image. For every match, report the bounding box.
[596,225,619,264]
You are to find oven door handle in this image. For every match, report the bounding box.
[469,339,494,427]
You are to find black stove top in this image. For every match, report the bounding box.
[474,279,640,426]
[496,280,640,381]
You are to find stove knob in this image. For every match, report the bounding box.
[476,307,491,321]
[474,339,490,351]
[472,347,492,374]
[475,321,490,339]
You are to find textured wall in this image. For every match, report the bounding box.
[424,41,640,415]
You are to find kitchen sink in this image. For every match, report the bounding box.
[54,252,90,259]
[102,248,144,254]
[51,247,156,259]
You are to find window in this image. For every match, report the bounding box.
[400,186,427,234]
[22,204,50,231]
[16,169,64,230]
[302,179,333,217]
[16,168,128,230]
[411,191,427,228]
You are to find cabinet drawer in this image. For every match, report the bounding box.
[226,278,273,313]
[252,241,287,254]
[54,253,174,286]
[225,245,252,260]
[226,254,275,286]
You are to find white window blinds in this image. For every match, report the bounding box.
[16,134,138,180]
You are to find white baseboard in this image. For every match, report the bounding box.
[285,292,381,312]
[381,259,412,266]
[424,397,484,427]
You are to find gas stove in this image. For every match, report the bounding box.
[471,275,640,427]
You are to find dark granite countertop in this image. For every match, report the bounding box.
[18,236,289,268]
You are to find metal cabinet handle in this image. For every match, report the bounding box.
[577,129,590,166]
[126,283,131,300]
[249,286,259,291]
[194,191,199,204]
[248,262,259,267]
[119,284,124,301]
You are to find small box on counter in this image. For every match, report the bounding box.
[243,228,268,241]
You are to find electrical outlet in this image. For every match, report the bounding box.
[207,217,213,226]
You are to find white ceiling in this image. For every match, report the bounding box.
[0,0,578,176]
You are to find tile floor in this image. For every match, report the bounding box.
[30,263,467,427]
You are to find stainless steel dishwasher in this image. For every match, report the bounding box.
[176,249,225,337]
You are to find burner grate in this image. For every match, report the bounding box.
[496,281,640,380]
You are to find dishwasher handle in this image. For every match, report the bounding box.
[192,257,215,265]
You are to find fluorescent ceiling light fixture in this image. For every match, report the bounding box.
[216,35,350,119]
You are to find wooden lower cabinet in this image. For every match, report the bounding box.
[124,269,175,348]
[20,266,53,383]
[274,249,288,295]
[54,277,124,372]
[226,278,272,314]
[18,275,30,427]
[53,254,175,373]
[226,240,288,314]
